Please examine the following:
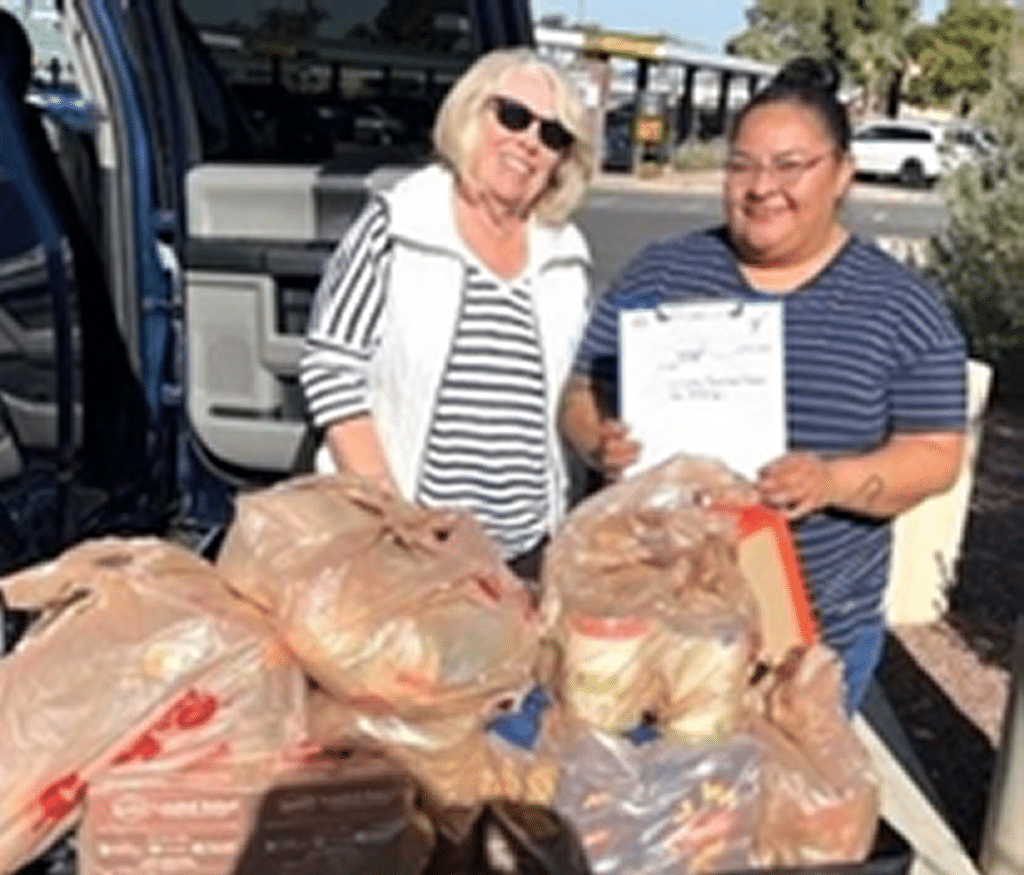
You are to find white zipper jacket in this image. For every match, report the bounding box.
[310,163,591,530]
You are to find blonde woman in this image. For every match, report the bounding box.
[300,48,595,581]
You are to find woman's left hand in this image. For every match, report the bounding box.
[756,452,835,520]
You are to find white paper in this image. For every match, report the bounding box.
[619,299,786,480]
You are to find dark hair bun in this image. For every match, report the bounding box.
[772,56,841,95]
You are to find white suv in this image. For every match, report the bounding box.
[850,119,993,187]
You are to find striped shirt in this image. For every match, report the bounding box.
[417,264,549,558]
[301,198,391,426]
[300,197,549,559]
[574,228,966,679]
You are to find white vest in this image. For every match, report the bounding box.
[316,164,591,529]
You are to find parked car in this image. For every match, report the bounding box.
[850,118,995,187]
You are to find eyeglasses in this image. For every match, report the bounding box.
[724,150,835,187]
[490,96,575,153]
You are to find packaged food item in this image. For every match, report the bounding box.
[552,727,764,875]
[543,455,766,737]
[562,613,658,732]
[658,616,756,744]
[80,748,435,875]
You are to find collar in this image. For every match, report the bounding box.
[382,163,590,270]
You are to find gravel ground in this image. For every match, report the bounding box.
[876,392,1024,862]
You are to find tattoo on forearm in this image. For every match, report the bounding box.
[855,474,885,508]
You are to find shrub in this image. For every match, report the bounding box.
[923,85,1024,368]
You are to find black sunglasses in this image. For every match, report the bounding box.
[490,96,574,153]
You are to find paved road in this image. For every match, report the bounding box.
[580,170,945,292]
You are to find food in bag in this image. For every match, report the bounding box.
[0,537,307,874]
[543,456,764,736]
[658,613,757,744]
[216,474,543,746]
[561,613,658,732]
[307,684,562,830]
[552,727,764,875]
[744,644,880,866]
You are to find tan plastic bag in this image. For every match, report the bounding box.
[542,456,762,737]
[216,474,543,746]
[0,536,307,874]
[745,644,881,865]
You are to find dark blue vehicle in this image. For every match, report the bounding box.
[0,0,535,575]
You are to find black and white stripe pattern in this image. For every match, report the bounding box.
[416,264,549,559]
[300,198,391,428]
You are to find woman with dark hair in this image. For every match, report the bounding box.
[559,56,967,711]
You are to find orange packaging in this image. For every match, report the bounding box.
[734,505,818,664]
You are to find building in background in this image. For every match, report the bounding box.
[535,18,776,170]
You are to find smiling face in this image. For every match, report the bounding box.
[468,66,566,217]
[724,100,854,270]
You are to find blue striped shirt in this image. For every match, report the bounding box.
[574,228,967,673]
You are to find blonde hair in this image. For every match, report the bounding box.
[432,47,595,225]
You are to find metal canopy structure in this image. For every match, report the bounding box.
[536,22,778,166]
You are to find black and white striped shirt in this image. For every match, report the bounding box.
[416,264,549,559]
[301,197,550,559]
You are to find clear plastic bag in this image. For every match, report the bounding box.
[551,727,764,875]
[542,455,762,739]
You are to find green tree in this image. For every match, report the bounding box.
[727,0,917,114]
[925,59,1024,366]
[904,1,1012,110]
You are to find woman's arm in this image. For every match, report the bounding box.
[322,415,398,492]
[558,376,640,479]
[299,198,395,485]
[756,430,966,521]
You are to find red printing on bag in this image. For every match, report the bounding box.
[112,688,220,765]
[33,773,87,830]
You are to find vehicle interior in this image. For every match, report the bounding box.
[0,0,535,574]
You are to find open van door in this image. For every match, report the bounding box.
[0,0,535,568]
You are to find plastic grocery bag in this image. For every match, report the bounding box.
[0,536,307,874]
[743,644,880,866]
[551,726,764,874]
[216,474,543,749]
[307,682,563,839]
[541,455,764,738]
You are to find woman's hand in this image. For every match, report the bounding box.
[324,415,400,494]
[756,452,835,520]
[559,376,641,481]
[757,431,965,521]
[587,419,641,481]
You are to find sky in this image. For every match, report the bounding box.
[533,0,948,53]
